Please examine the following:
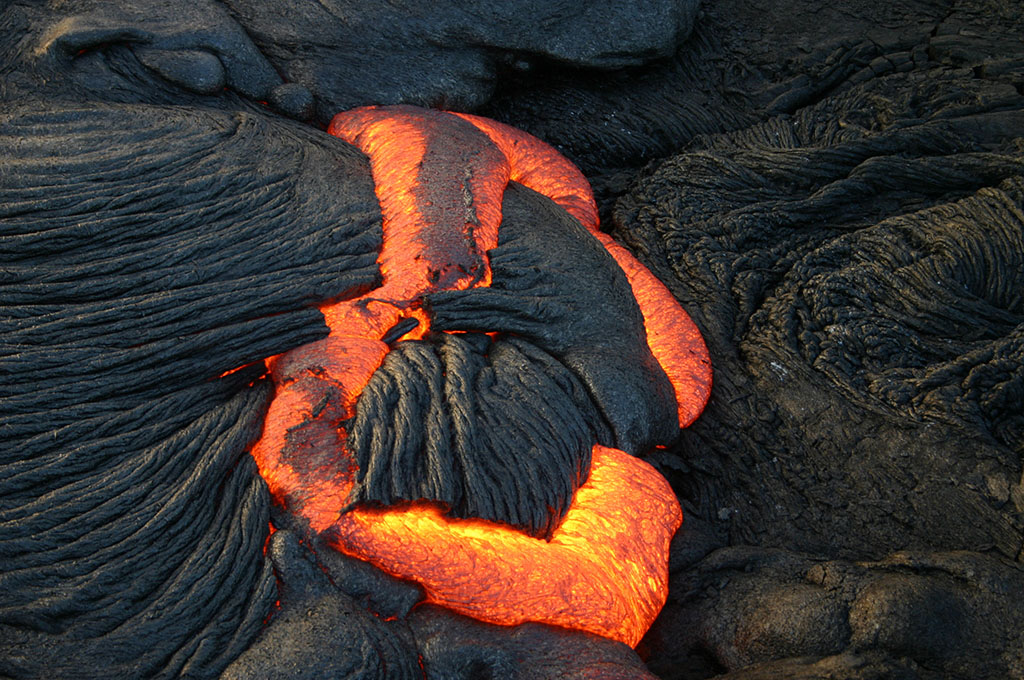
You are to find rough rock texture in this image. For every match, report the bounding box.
[644,548,1024,679]
[482,0,1024,212]
[221,530,422,680]
[2,0,1023,678]
[409,604,661,680]
[0,0,699,124]
[0,1,694,677]
[346,181,678,537]
[0,101,381,678]
[596,1,1024,677]
[618,82,1024,561]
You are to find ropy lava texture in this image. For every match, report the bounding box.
[249,105,712,647]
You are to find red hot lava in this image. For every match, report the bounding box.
[250,106,711,647]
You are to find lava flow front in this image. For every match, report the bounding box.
[249,105,711,647]
[331,444,680,647]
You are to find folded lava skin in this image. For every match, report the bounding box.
[250,106,711,647]
[5,2,1023,677]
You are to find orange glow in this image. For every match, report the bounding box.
[591,231,712,427]
[452,110,711,426]
[450,112,599,230]
[328,444,680,647]
[250,337,386,532]
[248,106,711,648]
[263,522,276,557]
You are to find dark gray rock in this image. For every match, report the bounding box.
[0,101,381,679]
[1,0,699,123]
[411,604,660,680]
[221,530,420,680]
[3,0,1023,678]
[221,0,701,120]
[608,3,1024,676]
[616,70,1024,563]
[645,548,1024,679]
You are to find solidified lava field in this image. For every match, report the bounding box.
[2,1,1023,678]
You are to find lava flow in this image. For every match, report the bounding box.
[249,105,711,647]
[330,444,680,647]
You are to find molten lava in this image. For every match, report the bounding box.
[450,111,711,427]
[249,105,711,648]
[329,445,679,647]
[322,106,506,343]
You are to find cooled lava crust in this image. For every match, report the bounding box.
[250,105,712,647]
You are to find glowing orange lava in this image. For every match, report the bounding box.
[321,107,506,344]
[591,232,712,427]
[451,112,711,427]
[330,444,680,647]
[249,105,711,648]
